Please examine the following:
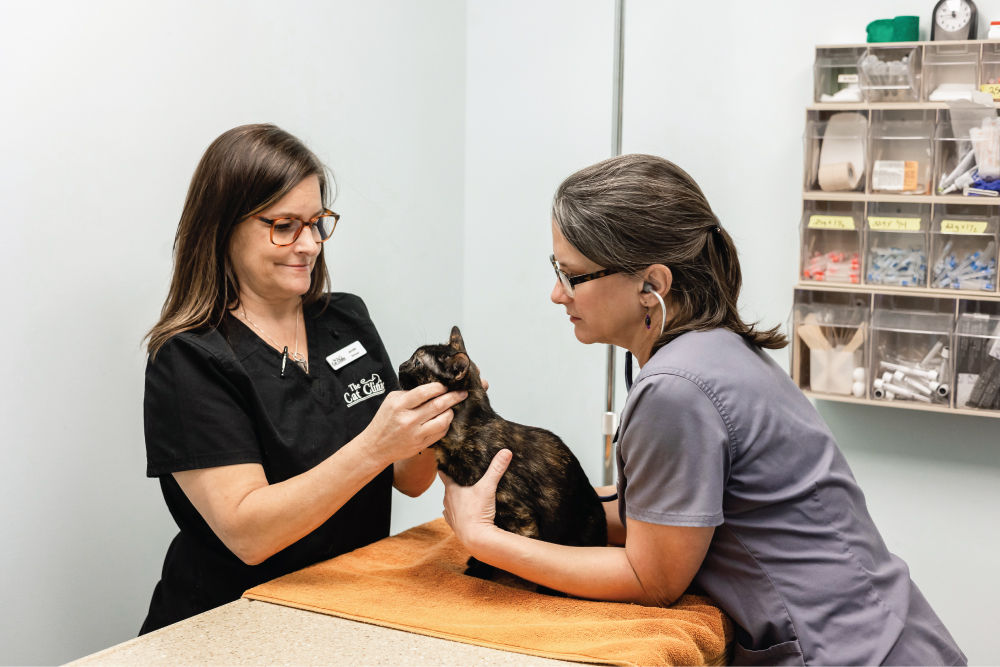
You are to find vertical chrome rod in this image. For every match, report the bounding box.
[603,0,625,485]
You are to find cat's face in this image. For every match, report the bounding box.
[398,326,477,391]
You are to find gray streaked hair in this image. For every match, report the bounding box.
[552,153,786,350]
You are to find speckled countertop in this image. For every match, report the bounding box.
[67,598,580,666]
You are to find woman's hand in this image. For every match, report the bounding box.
[362,383,467,467]
[440,448,512,549]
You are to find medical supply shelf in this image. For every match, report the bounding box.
[792,286,1000,417]
[813,40,1000,103]
[796,281,1000,302]
[804,109,1000,198]
[809,102,1000,110]
[803,191,1000,203]
[793,40,1000,417]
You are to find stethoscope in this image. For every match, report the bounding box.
[597,284,667,503]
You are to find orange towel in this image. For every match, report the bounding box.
[244,518,732,666]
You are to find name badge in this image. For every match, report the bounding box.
[326,341,367,370]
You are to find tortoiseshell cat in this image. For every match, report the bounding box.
[398,326,607,589]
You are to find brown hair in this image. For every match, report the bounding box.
[146,124,332,357]
[552,153,786,351]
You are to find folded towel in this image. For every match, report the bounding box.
[244,518,731,666]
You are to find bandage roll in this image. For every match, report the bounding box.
[818,161,858,191]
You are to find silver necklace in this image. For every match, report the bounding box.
[240,303,308,375]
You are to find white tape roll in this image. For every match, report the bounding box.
[818,161,857,191]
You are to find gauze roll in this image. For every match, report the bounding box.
[818,161,858,191]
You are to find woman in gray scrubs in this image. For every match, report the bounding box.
[440,154,966,666]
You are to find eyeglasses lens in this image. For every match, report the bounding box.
[550,255,575,297]
[560,273,574,297]
[313,215,337,241]
[271,215,338,246]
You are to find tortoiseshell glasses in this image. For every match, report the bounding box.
[256,209,340,246]
[550,254,620,297]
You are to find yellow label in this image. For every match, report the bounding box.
[980,83,1000,100]
[868,216,922,231]
[808,215,856,230]
[941,219,989,235]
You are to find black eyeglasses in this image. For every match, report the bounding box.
[256,209,340,247]
[550,254,620,297]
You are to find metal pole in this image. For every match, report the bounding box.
[603,0,625,486]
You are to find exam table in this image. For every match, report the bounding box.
[68,597,573,666]
[70,520,730,666]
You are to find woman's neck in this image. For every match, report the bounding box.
[235,292,303,323]
[624,329,660,368]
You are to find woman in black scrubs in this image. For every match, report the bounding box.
[139,124,465,634]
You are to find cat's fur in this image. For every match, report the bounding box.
[398,326,607,589]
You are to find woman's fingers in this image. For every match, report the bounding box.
[396,382,467,425]
[397,382,447,408]
[414,388,467,424]
[419,404,455,444]
[361,383,467,465]
[477,449,512,492]
[440,449,513,545]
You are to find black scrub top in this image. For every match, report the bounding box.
[140,293,399,635]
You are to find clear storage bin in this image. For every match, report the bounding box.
[930,207,999,292]
[953,309,1000,411]
[804,112,867,193]
[792,290,870,397]
[980,42,1000,100]
[800,200,863,284]
[923,43,980,102]
[864,201,930,288]
[932,120,977,195]
[868,110,933,194]
[814,47,866,103]
[859,46,921,102]
[870,295,954,405]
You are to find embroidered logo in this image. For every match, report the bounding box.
[344,373,386,408]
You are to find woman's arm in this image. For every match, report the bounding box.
[595,484,626,546]
[442,450,714,605]
[392,449,438,497]
[175,383,465,565]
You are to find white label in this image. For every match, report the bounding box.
[873,160,905,191]
[326,341,367,370]
[837,73,859,84]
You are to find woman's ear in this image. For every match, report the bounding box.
[640,264,672,302]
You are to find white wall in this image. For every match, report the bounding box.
[463,0,616,480]
[0,1,465,663]
[620,1,1000,663]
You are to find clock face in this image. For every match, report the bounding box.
[936,0,972,31]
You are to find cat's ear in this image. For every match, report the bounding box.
[449,326,467,352]
[451,352,471,381]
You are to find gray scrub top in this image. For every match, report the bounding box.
[616,329,965,666]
